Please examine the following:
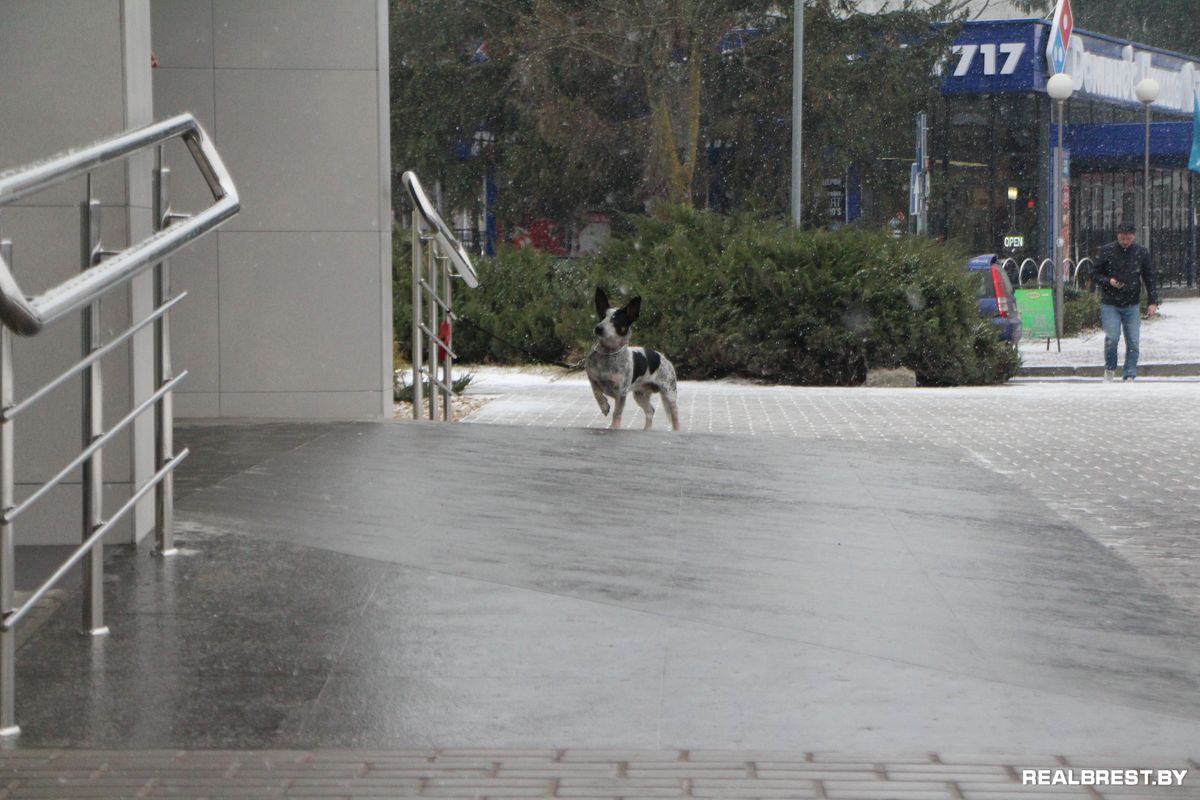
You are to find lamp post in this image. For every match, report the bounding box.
[1047,72,1074,343]
[790,0,804,229]
[1135,78,1161,251]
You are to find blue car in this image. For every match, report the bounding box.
[968,254,1022,345]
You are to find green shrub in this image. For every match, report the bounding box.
[392,208,1020,386]
[584,208,1018,386]
[393,226,581,364]
[1062,287,1101,337]
[451,247,587,364]
[393,222,413,358]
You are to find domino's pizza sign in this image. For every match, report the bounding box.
[1047,0,1074,75]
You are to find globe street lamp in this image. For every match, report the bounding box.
[1135,78,1161,250]
[1047,72,1074,343]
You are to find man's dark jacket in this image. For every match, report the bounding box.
[1092,241,1157,308]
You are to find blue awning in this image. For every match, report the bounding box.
[1063,122,1195,168]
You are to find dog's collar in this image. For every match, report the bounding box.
[592,344,628,357]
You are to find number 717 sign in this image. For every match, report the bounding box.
[952,43,1026,77]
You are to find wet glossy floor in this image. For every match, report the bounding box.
[11,421,1200,754]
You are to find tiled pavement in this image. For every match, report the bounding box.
[0,750,1196,799]
[464,377,1200,614]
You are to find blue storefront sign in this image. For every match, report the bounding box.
[942,20,1043,95]
[943,20,1200,117]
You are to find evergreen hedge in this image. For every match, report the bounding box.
[395,208,1019,386]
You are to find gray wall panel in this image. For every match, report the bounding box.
[213,0,377,70]
[215,69,382,232]
[174,392,219,418]
[167,235,220,394]
[218,232,382,393]
[148,0,391,421]
[0,2,128,208]
[149,0,213,69]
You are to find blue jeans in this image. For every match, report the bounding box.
[1101,303,1141,378]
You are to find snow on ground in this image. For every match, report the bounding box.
[1018,295,1200,367]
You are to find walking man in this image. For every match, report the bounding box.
[1092,222,1158,381]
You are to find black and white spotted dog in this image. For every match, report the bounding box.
[586,288,680,431]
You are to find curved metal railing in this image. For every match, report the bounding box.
[1016,258,1039,287]
[997,257,1019,287]
[1073,257,1094,287]
[0,113,238,737]
[402,171,478,421]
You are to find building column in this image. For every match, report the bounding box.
[0,0,155,546]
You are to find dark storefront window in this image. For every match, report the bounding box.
[1073,168,1195,288]
[934,92,1196,288]
[933,94,1043,258]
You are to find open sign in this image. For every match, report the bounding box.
[1004,235,1025,249]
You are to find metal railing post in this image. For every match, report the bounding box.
[442,256,453,421]
[428,244,440,421]
[153,151,177,557]
[411,212,423,420]
[0,239,19,738]
[80,178,108,637]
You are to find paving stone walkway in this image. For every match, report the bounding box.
[1,750,1197,799]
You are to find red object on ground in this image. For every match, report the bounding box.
[438,319,452,362]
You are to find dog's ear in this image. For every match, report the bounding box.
[625,296,641,323]
[595,287,609,319]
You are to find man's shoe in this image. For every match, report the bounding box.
[1104,370,1115,382]
[1123,375,1136,381]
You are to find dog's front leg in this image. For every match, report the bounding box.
[589,379,611,417]
[610,394,627,430]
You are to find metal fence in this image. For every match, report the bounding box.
[0,113,239,735]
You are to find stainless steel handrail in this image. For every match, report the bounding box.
[0,112,239,737]
[402,171,478,289]
[402,171,479,422]
[0,114,238,336]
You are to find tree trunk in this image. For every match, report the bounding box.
[648,41,703,208]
